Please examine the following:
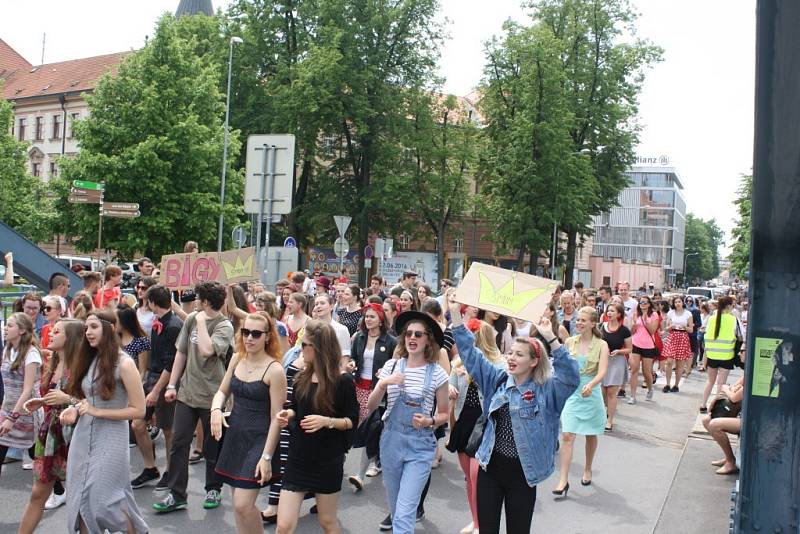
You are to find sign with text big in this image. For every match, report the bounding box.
[455,262,559,322]
[159,247,258,290]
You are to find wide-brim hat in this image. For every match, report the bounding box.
[395,311,444,347]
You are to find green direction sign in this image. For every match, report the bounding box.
[72,180,104,191]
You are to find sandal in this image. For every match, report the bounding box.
[604,425,613,432]
[715,466,739,475]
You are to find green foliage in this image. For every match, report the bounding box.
[684,213,724,284]
[55,14,242,259]
[729,174,751,277]
[0,98,58,242]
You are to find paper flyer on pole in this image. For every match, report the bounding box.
[159,247,258,290]
[751,337,785,398]
[455,262,559,323]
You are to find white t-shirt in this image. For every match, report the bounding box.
[137,306,155,335]
[378,360,448,421]
[329,319,352,356]
[4,346,42,367]
[667,309,691,329]
[623,298,638,320]
[361,347,375,380]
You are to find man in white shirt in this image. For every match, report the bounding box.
[312,293,352,363]
[618,281,638,321]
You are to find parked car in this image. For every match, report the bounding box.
[54,255,106,272]
[686,286,713,301]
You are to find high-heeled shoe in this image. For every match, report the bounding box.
[581,478,592,486]
[552,482,570,498]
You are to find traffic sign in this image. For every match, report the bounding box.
[284,236,296,248]
[102,209,140,218]
[364,245,374,259]
[333,215,351,237]
[68,195,102,204]
[70,187,103,197]
[244,134,296,215]
[334,237,349,258]
[104,202,139,211]
[231,226,248,248]
[72,180,104,191]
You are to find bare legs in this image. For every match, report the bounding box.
[276,490,340,534]
[701,415,741,473]
[641,357,655,392]
[232,487,263,534]
[629,354,642,400]
[556,432,575,490]
[603,385,620,427]
[702,367,731,408]
[457,452,479,529]
[18,478,56,534]
[584,435,598,482]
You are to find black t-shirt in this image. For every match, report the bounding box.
[602,323,631,353]
[149,310,183,374]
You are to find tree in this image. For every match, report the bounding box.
[0,97,57,242]
[55,14,243,259]
[683,213,724,284]
[729,174,751,278]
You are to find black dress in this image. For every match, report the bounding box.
[282,373,359,494]
[447,381,482,455]
[215,363,279,489]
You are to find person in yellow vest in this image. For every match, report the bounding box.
[700,296,739,413]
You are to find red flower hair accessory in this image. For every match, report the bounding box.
[466,318,483,333]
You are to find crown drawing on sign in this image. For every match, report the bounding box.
[222,254,254,279]
[477,271,555,314]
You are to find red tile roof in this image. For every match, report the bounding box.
[1,41,129,100]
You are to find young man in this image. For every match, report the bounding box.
[573,281,585,300]
[618,281,638,321]
[80,271,102,298]
[154,282,234,513]
[367,275,387,301]
[597,285,612,317]
[131,285,183,491]
[93,265,123,309]
[48,273,70,316]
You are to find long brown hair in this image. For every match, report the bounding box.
[235,313,281,359]
[67,310,121,401]
[714,296,735,339]
[46,319,85,382]
[292,320,342,415]
[4,312,39,372]
[395,319,441,363]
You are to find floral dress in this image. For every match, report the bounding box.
[34,372,72,483]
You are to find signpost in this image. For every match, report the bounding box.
[333,215,352,275]
[364,245,373,269]
[231,225,247,248]
[72,180,104,191]
[284,236,296,248]
[102,209,140,218]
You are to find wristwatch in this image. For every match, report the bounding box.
[261,453,272,462]
[166,385,177,391]
[328,417,335,429]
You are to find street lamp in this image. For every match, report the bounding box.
[217,36,243,252]
[683,251,699,286]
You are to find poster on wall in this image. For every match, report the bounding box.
[159,247,258,290]
[308,248,361,280]
[378,252,438,287]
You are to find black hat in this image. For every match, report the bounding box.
[395,311,444,347]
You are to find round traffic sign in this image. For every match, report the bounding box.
[284,236,297,248]
[364,245,374,259]
[231,225,248,247]
[334,237,349,258]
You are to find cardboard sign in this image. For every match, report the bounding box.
[159,247,258,290]
[455,262,559,322]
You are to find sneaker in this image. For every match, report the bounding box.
[662,385,671,393]
[149,425,163,442]
[416,507,425,522]
[155,471,170,492]
[627,397,636,405]
[203,489,222,509]
[646,388,654,401]
[310,504,318,514]
[153,493,188,513]
[22,462,33,470]
[366,463,381,477]
[131,467,160,489]
[617,389,627,398]
[188,450,204,464]
[379,514,393,531]
[671,385,679,393]
[348,475,364,492]
[44,491,67,510]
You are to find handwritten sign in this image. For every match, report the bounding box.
[159,247,258,290]
[455,262,558,322]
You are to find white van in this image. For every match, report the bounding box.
[686,286,713,301]
[54,255,106,272]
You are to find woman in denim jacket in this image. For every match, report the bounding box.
[449,292,580,534]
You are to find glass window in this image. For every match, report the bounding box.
[35,116,44,140]
[640,208,674,227]
[52,115,62,139]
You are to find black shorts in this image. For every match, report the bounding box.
[706,358,734,370]
[633,345,659,359]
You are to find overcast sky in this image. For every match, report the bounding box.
[1,1,755,252]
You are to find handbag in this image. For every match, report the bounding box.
[652,317,664,355]
[464,413,487,457]
[709,394,742,419]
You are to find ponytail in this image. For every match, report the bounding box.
[714,296,734,339]
[579,306,603,339]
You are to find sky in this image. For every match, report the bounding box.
[1,0,755,252]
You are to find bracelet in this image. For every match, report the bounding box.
[261,453,272,462]
[210,407,222,413]
[10,412,20,420]
[166,385,177,391]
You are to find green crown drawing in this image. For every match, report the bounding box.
[478,271,555,314]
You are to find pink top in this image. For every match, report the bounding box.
[631,314,658,348]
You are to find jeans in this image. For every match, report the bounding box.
[165,401,221,500]
[477,453,537,534]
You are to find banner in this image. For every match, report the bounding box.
[455,262,559,322]
[307,248,361,279]
[159,247,258,290]
[378,252,438,287]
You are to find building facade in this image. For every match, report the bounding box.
[589,158,687,289]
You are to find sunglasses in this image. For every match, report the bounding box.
[301,341,314,348]
[404,330,428,339]
[240,328,265,339]
[44,306,54,312]
[136,285,146,290]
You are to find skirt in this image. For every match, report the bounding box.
[446,405,481,454]
[602,354,628,387]
[662,330,692,361]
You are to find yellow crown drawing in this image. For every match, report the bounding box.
[478,271,554,314]
[222,254,255,279]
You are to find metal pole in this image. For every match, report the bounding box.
[217,39,235,252]
[551,221,557,280]
[255,144,268,276]
[97,193,103,271]
[263,145,277,285]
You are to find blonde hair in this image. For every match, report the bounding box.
[474,321,503,364]
[578,306,603,338]
[515,336,552,385]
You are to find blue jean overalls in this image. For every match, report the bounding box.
[380,359,437,534]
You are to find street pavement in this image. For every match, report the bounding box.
[0,368,737,533]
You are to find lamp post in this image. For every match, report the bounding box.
[683,251,699,287]
[216,36,243,252]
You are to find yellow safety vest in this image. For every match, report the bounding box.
[704,312,736,361]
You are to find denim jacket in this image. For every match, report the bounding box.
[453,324,580,487]
[450,358,507,420]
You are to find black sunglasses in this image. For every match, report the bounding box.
[301,341,314,348]
[404,330,428,339]
[44,306,54,312]
[240,328,265,339]
[136,285,147,290]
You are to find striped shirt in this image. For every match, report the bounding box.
[378,359,448,420]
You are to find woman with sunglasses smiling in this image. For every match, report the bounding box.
[366,310,450,534]
[628,296,661,404]
[448,290,579,534]
[60,310,148,533]
[211,313,287,534]
[265,320,359,534]
[134,276,158,334]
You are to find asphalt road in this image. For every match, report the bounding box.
[0,369,720,533]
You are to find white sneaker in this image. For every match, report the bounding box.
[366,463,381,477]
[22,462,33,470]
[627,397,636,405]
[45,491,67,510]
[460,522,475,534]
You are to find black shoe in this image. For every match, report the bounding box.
[662,385,671,393]
[379,514,392,531]
[155,471,170,492]
[188,450,204,464]
[670,385,679,393]
[617,389,626,398]
[552,482,570,499]
[261,512,277,524]
[131,468,160,489]
[416,507,424,522]
[310,504,318,514]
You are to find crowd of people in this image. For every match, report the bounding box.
[0,247,749,533]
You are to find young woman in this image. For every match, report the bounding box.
[447,319,506,534]
[701,375,744,475]
[134,276,157,334]
[58,310,148,533]
[697,302,711,371]
[69,292,94,321]
[628,296,660,404]
[601,303,632,431]
[449,292,579,534]
[398,290,416,313]
[211,314,287,534]
[253,292,290,355]
[266,320,359,534]
[416,284,433,308]
[543,303,570,344]
[18,319,84,531]
[555,307,610,494]
[348,303,397,492]
[366,311,449,534]
[336,285,364,337]
[662,296,694,393]
[116,304,151,378]
[279,287,293,323]
[700,297,738,413]
[286,293,310,347]
[382,299,398,336]
[477,310,515,354]
[0,313,41,475]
